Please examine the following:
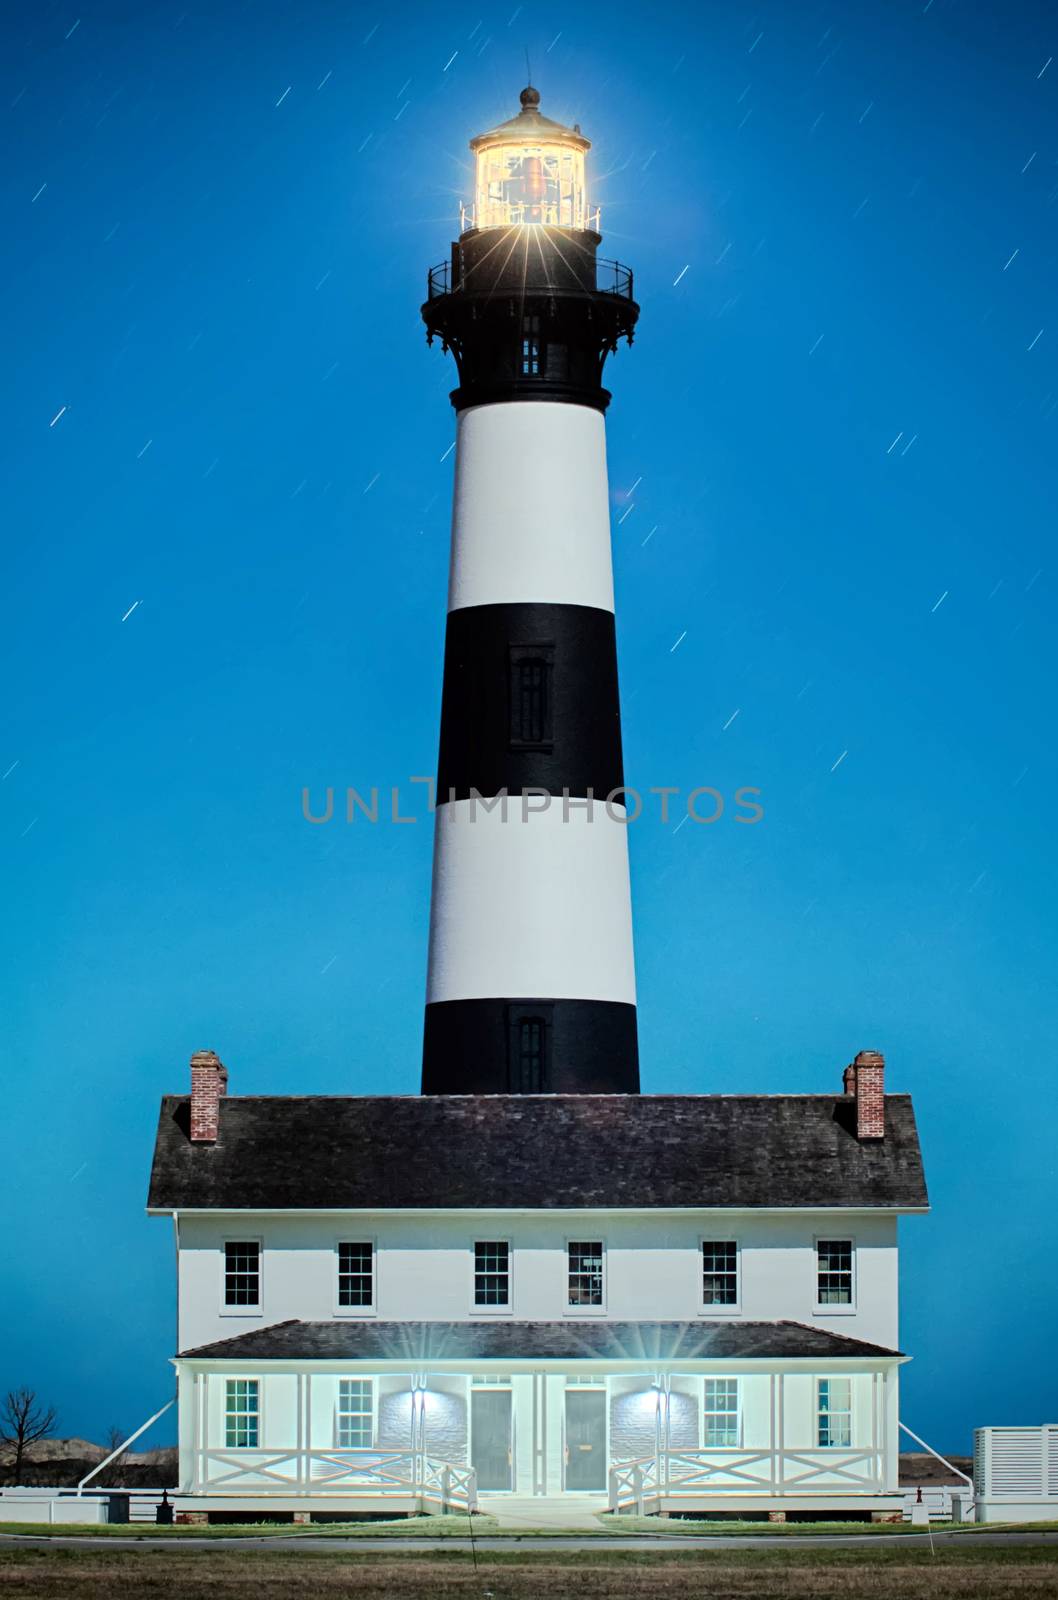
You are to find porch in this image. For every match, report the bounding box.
[175,1320,905,1515]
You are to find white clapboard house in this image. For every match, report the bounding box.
[147,1049,928,1521]
[147,89,929,1522]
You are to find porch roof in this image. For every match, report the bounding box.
[178,1318,902,1363]
[148,1093,927,1211]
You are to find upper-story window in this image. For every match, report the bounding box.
[816,1239,854,1307]
[817,1377,852,1447]
[337,1242,374,1310]
[474,1241,510,1307]
[337,1379,373,1448]
[567,1241,604,1308]
[704,1378,740,1447]
[701,1241,739,1307]
[225,1379,259,1447]
[224,1241,260,1307]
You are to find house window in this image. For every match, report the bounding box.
[224,1241,260,1307]
[338,1242,374,1309]
[816,1239,854,1306]
[567,1241,604,1307]
[521,315,541,375]
[224,1379,259,1447]
[337,1379,373,1448]
[506,1004,552,1091]
[472,1373,512,1385]
[704,1378,740,1447]
[817,1377,852,1447]
[474,1241,510,1307]
[509,648,553,747]
[702,1241,739,1306]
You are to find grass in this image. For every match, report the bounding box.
[4,1515,1056,1539]
[1,1544,1057,1598]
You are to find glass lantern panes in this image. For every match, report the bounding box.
[474,142,587,229]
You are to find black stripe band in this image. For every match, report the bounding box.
[422,998,640,1095]
[436,603,624,802]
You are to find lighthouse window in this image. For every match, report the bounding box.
[521,315,541,375]
[517,1016,544,1089]
[506,1003,552,1090]
[509,647,553,747]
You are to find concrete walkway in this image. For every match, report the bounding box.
[477,1494,607,1531]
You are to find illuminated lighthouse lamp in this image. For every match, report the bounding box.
[462,86,597,232]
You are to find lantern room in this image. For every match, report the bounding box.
[466,86,595,233]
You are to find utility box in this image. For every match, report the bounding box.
[974,1426,1058,1523]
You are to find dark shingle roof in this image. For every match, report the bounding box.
[148,1094,927,1213]
[179,1318,902,1362]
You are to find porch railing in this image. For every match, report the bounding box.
[195,1448,476,1510]
[609,1446,885,1513]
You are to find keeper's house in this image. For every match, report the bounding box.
[147,1050,928,1520]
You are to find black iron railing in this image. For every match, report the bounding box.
[427,256,634,302]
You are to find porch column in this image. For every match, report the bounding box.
[882,1367,895,1490]
[190,1372,200,1492]
[305,1373,313,1490]
[295,1373,304,1491]
[663,1374,672,1492]
[776,1373,785,1495]
[200,1372,209,1492]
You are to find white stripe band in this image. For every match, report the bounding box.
[448,402,616,613]
[426,797,636,1005]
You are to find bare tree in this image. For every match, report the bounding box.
[96,1425,130,1487]
[0,1388,58,1482]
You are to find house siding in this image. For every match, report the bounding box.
[176,1211,900,1356]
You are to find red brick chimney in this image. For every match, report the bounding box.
[843,1049,885,1140]
[189,1050,228,1143]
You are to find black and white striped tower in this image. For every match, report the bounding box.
[420,87,640,1095]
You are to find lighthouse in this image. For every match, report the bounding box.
[421,87,641,1096]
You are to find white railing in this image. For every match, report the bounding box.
[196,1447,476,1510]
[609,1446,885,1513]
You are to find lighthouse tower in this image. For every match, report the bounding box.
[421,87,640,1096]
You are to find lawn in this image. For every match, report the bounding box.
[1,1546,1057,1599]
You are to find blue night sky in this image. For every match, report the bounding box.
[2,0,1056,1455]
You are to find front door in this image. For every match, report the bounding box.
[471,1390,513,1491]
[565,1390,607,1491]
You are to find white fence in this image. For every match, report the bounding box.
[0,1487,173,1526]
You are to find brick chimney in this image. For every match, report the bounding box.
[189,1050,228,1143]
[843,1049,885,1140]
